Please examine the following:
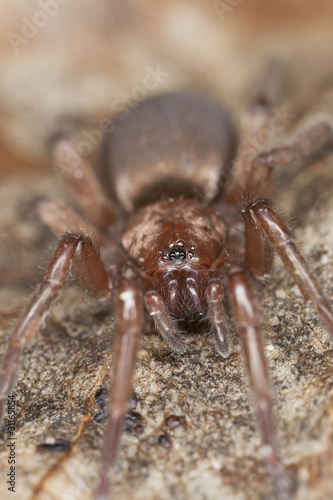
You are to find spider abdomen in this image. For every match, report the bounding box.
[105,92,235,212]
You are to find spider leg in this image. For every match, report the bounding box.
[224,60,285,204]
[34,197,112,300]
[144,290,186,354]
[254,122,333,170]
[96,269,143,500]
[32,195,98,239]
[206,278,231,357]
[250,122,333,197]
[247,199,333,339]
[244,204,274,277]
[236,122,333,278]
[51,137,115,228]
[0,232,111,423]
[225,100,272,203]
[228,267,290,500]
[226,95,333,204]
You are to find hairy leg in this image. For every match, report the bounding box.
[247,199,333,339]
[96,269,143,500]
[228,267,289,500]
[244,206,274,277]
[241,123,333,277]
[0,232,111,423]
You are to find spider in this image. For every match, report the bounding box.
[0,68,333,500]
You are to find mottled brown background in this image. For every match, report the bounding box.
[0,1,333,499]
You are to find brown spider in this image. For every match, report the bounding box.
[1,69,333,500]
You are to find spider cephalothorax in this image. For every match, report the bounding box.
[122,196,230,321]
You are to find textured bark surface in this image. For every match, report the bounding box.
[1,2,333,500]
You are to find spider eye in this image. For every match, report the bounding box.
[168,248,186,261]
[169,250,176,260]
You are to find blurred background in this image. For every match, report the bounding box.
[1,2,333,500]
[1,0,333,175]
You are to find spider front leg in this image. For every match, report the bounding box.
[246,199,333,339]
[0,232,110,423]
[96,269,143,500]
[228,268,289,500]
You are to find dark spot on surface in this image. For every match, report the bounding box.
[94,387,108,422]
[95,387,108,403]
[94,411,107,423]
[158,433,171,448]
[94,389,138,423]
[37,438,71,452]
[134,424,144,434]
[124,411,142,432]
[165,415,186,429]
[233,418,248,427]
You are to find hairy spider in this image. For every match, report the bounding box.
[1,69,333,500]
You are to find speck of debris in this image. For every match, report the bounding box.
[134,424,144,434]
[124,410,142,431]
[94,387,109,422]
[158,433,171,448]
[37,438,71,452]
[165,415,186,429]
[233,418,248,427]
